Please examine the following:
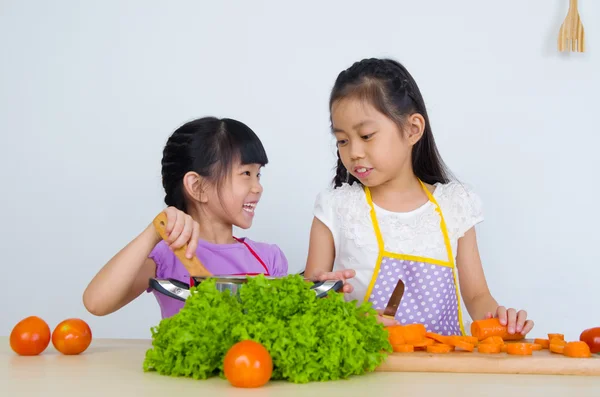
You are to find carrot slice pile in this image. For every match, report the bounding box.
[385,323,592,359]
[563,341,591,358]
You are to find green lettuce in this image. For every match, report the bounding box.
[143,275,391,383]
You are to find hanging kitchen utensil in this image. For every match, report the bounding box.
[558,0,585,52]
[152,212,212,277]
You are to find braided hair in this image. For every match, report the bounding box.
[329,58,451,188]
[161,117,268,212]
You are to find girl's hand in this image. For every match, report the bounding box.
[376,310,400,326]
[485,306,534,336]
[163,207,200,259]
[314,269,356,293]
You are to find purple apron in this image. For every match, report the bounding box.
[363,180,466,336]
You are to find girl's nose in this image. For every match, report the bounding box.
[349,141,365,160]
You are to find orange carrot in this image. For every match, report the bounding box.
[500,344,508,353]
[563,341,592,358]
[448,336,474,352]
[506,343,533,356]
[427,344,452,354]
[393,344,414,353]
[425,332,450,345]
[481,336,504,345]
[402,324,427,344]
[412,338,435,348]
[478,343,502,354]
[550,343,565,354]
[550,338,567,347]
[531,343,543,351]
[548,333,564,341]
[459,336,479,346]
[470,318,525,341]
[385,326,406,345]
[534,338,550,349]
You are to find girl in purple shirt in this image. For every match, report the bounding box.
[83,117,288,319]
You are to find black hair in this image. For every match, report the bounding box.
[160,117,268,212]
[329,58,451,188]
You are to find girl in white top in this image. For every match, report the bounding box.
[306,58,534,337]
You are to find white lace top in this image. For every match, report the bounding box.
[313,181,484,304]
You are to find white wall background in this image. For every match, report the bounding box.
[1,0,598,341]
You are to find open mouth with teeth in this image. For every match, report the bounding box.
[243,202,257,213]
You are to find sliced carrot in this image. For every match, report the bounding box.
[434,342,455,351]
[449,336,475,352]
[478,343,502,354]
[481,336,504,345]
[470,318,525,341]
[506,343,533,356]
[412,338,435,348]
[427,344,452,354]
[550,338,567,347]
[534,338,550,349]
[425,332,450,345]
[402,324,427,344]
[385,326,406,345]
[549,343,565,354]
[459,336,479,346]
[563,341,592,358]
[393,344,415,353]
[548,333,564,341]
[500,344,508,353]
[531,343,543,351]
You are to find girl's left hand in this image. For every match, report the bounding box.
[486,306,534,336]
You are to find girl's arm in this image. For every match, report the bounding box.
[83,225,160,316]
[83,207,199,316]
[304,217,355,292]
[456,227,534,335]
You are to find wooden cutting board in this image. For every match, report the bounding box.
[376,349,600,376]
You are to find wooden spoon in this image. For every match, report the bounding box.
[152,212,212,277]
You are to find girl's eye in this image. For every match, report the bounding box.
[242,171,251,176]
[361,133,374,140]
[336,139,348,146]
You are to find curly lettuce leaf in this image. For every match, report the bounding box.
[143,274,391,383]
[143,279,244,379]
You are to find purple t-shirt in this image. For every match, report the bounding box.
[147,237,288,319]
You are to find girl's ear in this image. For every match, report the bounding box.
[182,171,208,203]
[406,113,425,146]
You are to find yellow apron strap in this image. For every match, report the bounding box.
[418,179,466,336]
[364,187,384,252]
[363,186,385,302]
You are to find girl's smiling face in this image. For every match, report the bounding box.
[203,161,264,230]
[331,97,422,188]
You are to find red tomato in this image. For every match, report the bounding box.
[52,318,92,355]
[10,316,51,356]
[580,327,600,354]
[223,340,273,388]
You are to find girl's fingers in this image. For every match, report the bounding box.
[164,207,178,237]
[506,308,517,334]
[515,310,528,334]
[168,211,184,244]
[187,221,200,259]
[495,306,507,325]
[521,319,535,335]
[485,312,493,319]
[171,215,193,249]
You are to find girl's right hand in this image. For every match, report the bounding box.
[162,207,200,259]
[375,310,400,326]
